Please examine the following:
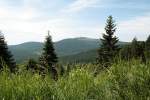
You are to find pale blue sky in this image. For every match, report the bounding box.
[0,0,150,44]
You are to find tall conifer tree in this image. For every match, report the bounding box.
[145,35,150,52]
[98,16,119,66]
[0,32,16,72]
[41,31,58,80]
[146,35,150,49]
[120,37,146,63]
[131,37,139,58]
[26,58,38,71]
[145,35,150,59]
[131,37,146,63]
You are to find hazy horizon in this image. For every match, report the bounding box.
[0,0,150,45]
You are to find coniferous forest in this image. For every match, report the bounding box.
[0,15,150,100]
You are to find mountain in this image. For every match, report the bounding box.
[9,37,100,63]
[60,49,98,64]
[9,37,128,63]
[55,37,99,56]
[9,42,43,63]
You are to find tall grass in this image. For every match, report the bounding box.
[0,60,150,100]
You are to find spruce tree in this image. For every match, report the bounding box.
[60,65,65,76]
[41,31,58,80]
[146,35,150,49]
[131,37,139,58]
[131,37,146,63]
[120,39,146,63]
[139,41,146,63]
[119,44,132,60]
[26,58,38,72]
[98,16,119,66]
[145,35,150,59]
[0,32,16,72]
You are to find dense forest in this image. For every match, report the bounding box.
[0,16,150,99]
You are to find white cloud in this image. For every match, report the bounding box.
[63,0,99,13]
[0,0,149,45]
[0,1,41,21]
[118,14,150,41]
[0,0,103,45]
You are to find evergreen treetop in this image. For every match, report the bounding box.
[0,32,16,72]
[40,31,58,80]
[101,16,119,52]
[98,16,119,65]
[146,35,150,50]
[43,31,58,65]
[146,35,150,43]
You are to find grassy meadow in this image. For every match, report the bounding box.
[0,60,149,100]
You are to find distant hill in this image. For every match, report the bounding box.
[8,37,128,63]
[55,37,99,56]
[9,37,100,63]
[60,49,98,64]
[9,42,43,63]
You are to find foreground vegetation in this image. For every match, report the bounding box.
[0,60,149,100]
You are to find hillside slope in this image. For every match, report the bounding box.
[60,49,98,64]
[9,37,100,63]
[9,37,128,63]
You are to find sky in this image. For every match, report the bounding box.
[0,0,150,45]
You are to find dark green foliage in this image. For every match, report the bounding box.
[59,65,65,76]
[43,34,58,65]
[146,35,150,50]
[0,33,16,72]
[131,38,146,63]
[137,41,146,63]
[26,58,38,72]
[119,44,132,60]
[131,38,141,58]
[66,64,71,75]
[40,31,58,80]
[120,38,146,63]
[98,16,119,66]
[145,35,150,59]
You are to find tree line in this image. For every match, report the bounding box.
[97,16,150,67]
[0,31,58,80]
[0,16,150,80]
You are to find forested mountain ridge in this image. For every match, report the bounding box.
[9,37,127,63]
